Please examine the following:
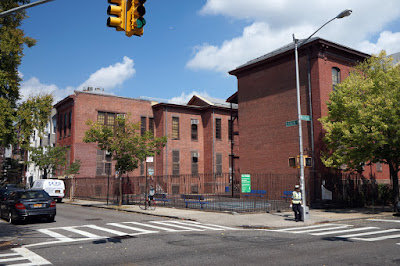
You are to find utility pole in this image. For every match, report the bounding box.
[0,0,55,18]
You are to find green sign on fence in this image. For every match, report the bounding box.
[241,174,251,193]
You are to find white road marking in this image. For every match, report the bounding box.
[292,225,351,234]
[338,229,400,238]
[0,247,51,265]
[112,222,176,232]
[352,233,400,242]
[268,224,348,232]
[25,220,235,248]
[150,221,204,231]
[311,227,379,236]
[36,229,75,242]
[370,219,400,223]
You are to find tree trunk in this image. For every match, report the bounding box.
[388,161,399,212]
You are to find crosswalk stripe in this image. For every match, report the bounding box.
[60,227,102,238]
[117,222,180,232]
[352,233,400,242]
[11,247,51,265]
[183,221,238,230]
[269,224,347,232]
[338,229,400,238]
[0,253,19,258]
[370,219,400,223]
[107,223,159,233]
[84,224,144,236]
[150,221,204,231]
[292,225,351,234]
[311,226,379,236]
[37,228,75,242]
[166,221,226,230]
[0,256,27,263]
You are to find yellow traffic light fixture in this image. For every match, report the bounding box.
[126,0,146,37]
[107,0,126,32]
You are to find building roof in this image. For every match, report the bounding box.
[229,37,370,75]
[389,52,400,66]
[187,95,238,109]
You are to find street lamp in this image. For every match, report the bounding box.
[293,9,352,221]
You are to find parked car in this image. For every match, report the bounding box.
[31,179,65,202]
[0,189,56,224]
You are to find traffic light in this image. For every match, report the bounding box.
[288,157,297,168]
[304,156,312,167]
[107,0,126,32]
[126,0,146,37]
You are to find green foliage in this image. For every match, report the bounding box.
[0,98,15,146]
[29,146,68,178]
[65,160,81,176]
[0,0,36,108]
[16,93,53,148]
[320,51,400,170]
[320,51,400,209]
[83,115,167,175]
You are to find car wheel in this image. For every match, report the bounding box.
[47,215,55,223]
[8,211,16,224]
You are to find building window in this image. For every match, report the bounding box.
[98,112,123,132]
[332,67,340,90]
[149,117,154,138]
[68,111,72,136]
[191,119,198,141]
[140,161,145,176]
[172,117,179,140]
[215,118,221,140]
[191,151,199,175]
[216,153,222,176]
[376,162,382,173]
[228,119,232,141]
[172,150,180,176]
[96,150,112,176]
[141,116,147,136]
[64,113,67,137]
[58,115,62,139]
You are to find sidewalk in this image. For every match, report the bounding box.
[63,199,395,229]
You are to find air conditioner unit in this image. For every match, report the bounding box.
[191,119,199,125]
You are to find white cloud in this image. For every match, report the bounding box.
[20,57,136,103]
[189,0,400,73]
[357,31,400,55]
[78,56,135,90]
[168,91,210,105]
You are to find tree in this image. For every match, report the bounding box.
[16,93,54,148]
[0,0,37,147]
[83,115,167,206]
[0,0,36,107]
[29,146,69,179]
[320,51,400,211]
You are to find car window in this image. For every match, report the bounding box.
[18,191,48,199]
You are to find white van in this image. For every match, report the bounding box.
[32,179,65,202]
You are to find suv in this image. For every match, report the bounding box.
[0,190,56,224]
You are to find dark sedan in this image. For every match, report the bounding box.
[0,190,56,224]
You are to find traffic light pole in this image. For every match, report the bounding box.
[0,0,55,18]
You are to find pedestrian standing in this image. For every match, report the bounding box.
[291,184,303,222]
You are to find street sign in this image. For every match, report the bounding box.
[241,174,251,193]
[300,115,311,121]
[285,120,298,127]
[146,157,153,163]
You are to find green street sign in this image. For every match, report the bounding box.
[300,115,311,121]
[241,174,251,193]
[285,120,298,127]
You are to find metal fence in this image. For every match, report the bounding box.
[64,172,299,213]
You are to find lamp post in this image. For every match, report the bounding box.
[293,9,352,221]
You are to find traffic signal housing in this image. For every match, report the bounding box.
[126,0,146,37]
[107,0,126,31]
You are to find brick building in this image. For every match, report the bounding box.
[54,90,238,188]
[228,37,390,199]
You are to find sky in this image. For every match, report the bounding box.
[18,0,400,104]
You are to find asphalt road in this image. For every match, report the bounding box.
[1,204,400,265]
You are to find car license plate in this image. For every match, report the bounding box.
[33,204,42,208]
[55,190,60,193]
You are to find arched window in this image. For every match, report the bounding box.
[332,67,341,90]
